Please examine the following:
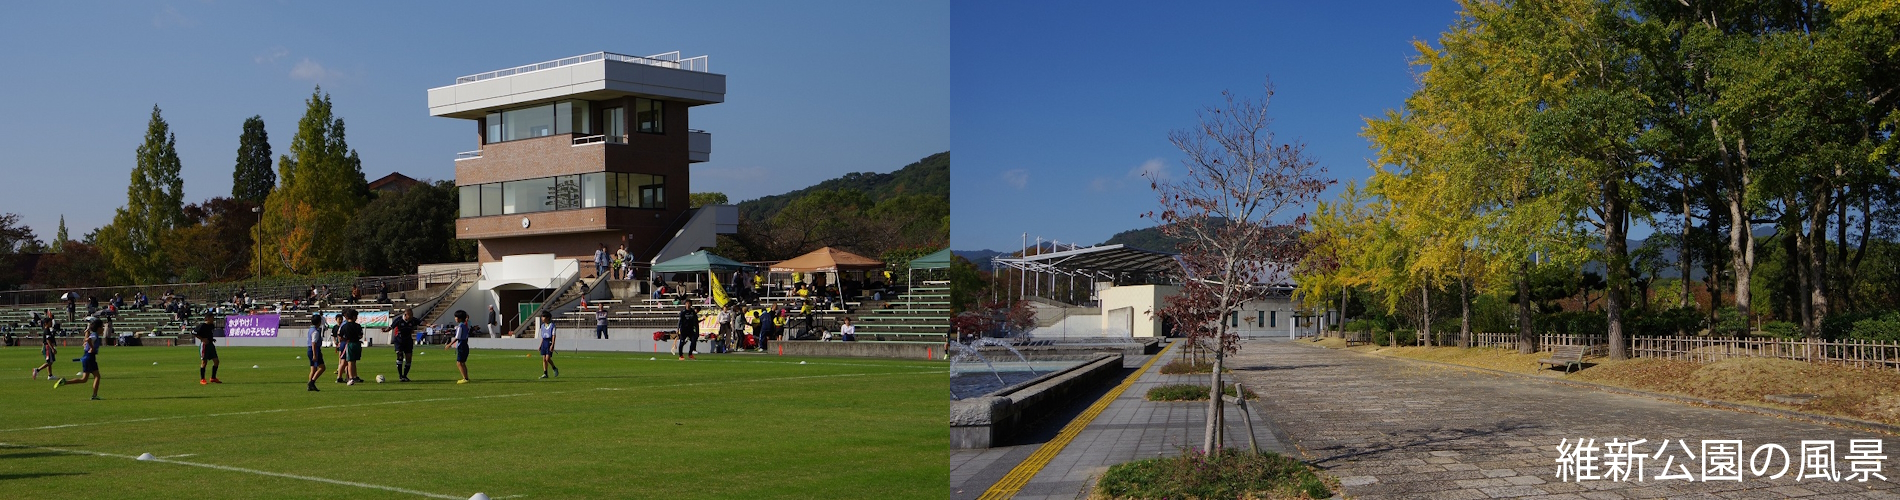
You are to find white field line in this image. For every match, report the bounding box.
[1,370,938,434]
[0,442,469,499]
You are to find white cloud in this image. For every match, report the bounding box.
[290,58,344,84]
[255,46,289,64]
[1128,158,1173,182]
[152,5,196,28]
[1001,169,1029,190]
[1088,177,1119,192]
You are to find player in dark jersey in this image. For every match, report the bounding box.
[54,319,104,400]
[193,315,221,384]
[31,332,56,380]
[306,313,327,392]
[446,310,473,384]
[339,308,365,385]
[381,309,420,382]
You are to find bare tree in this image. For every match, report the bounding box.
[1147,82,1331,452]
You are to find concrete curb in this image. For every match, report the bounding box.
[1288,341,1900,437]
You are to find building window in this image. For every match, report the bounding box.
[1258,311,1265,329]
[1269,310,1277,328]
[602,107,624,141]
[459,185,480,218]
[635,98,664,134]
[458,172,665,217]
[486,100,594,144]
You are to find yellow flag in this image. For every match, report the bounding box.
[710,271,731,308]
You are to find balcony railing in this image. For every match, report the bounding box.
[571,134,627,146]
[453,51,709,85]
[454,150,482,161]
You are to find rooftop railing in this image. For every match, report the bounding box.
[453,51,709,85]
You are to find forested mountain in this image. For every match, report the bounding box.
[736,152,948,223]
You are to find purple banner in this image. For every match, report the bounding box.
[226,314,281,337]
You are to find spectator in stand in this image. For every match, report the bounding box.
[594,244,609,279]
[839,317,856,342]
[615,245,631,280]
[650,273,665,300]
[135,291,148,310]
[350,284,362,303]
[377,285,390,305]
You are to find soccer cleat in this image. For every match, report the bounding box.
[553,368,559,377]
[679,356,685,361]
[689,355,697,360]
[200,379,208,385]
[90,396,100,400]
[539,373,548,379]
[210,378,222,384]
[346,379,357,386]
[400,377,411,383]
[307,382,319,392]
[457,379,469,384]
[31,368,39,379]
[53,378,64,388]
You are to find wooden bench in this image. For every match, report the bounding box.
[1538,345,1587,373]
[1345,332,1372,346]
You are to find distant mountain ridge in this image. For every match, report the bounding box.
[735,151,948,223]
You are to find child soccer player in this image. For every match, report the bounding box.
[339,308,364,385]
[381,309,419,382]
[30,332,55,380]
[332,314,346,384]
[54,319,104,400]
[193,315,221,384]
[537,310,559,378]
[306,313,327,392]
[446,310,473,384]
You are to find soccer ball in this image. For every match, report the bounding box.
[375,375,385,383]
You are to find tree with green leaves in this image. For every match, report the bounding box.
[689,192,729,208]
[344,180,468,274]
[96,105,188,285]
[53,216,66,254]
[232,115,274,203]
[258,88,369,275]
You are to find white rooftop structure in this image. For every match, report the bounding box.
[427,51,726,119]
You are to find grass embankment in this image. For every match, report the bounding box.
[0,346,947,499]
[1094,448,1333,499]
[1295,338,1900,427]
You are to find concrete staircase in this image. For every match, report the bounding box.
[420,280,476,326]
[851,285,949,342]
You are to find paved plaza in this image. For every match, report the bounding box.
[1232,340,1900,499]
[955,339,1900,499]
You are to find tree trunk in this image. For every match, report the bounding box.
[1205,338,1225,452]
[1680,176,1693,315]
[1422,283,1433,347]
[1459,277,1472,349]
[1806,184,1831,337]
[1604,180,1629,360]
[1518,260,1535,354]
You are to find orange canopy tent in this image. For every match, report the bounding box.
[768,247,884,273]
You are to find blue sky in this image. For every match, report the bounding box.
[951,1,1468,252]
[0,1,946,240]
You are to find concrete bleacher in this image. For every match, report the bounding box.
[849,284,949,342]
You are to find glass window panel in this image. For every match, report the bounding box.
[502,104,554,141]
[527,177,556,212]
[555,102,572,135]
[603,107,624,140]
[581,173,605,208]
[614,173,631,207]
[636,98,663,134]
[501,181,520,215]
[481,183,501,216]
[571,100,590,135]
[485,113,502,144]
[554,175,580,210]
[459,185,480,218]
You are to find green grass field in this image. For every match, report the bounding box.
[0,344,948,499]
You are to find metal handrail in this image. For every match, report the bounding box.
[454,150,482,161]
[512,260,583,337]
[571,135,626,146]
[452,51,709,85]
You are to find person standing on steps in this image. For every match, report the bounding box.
[306,313,327,392]
[193,315,222,384]
[537,310,560,378]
